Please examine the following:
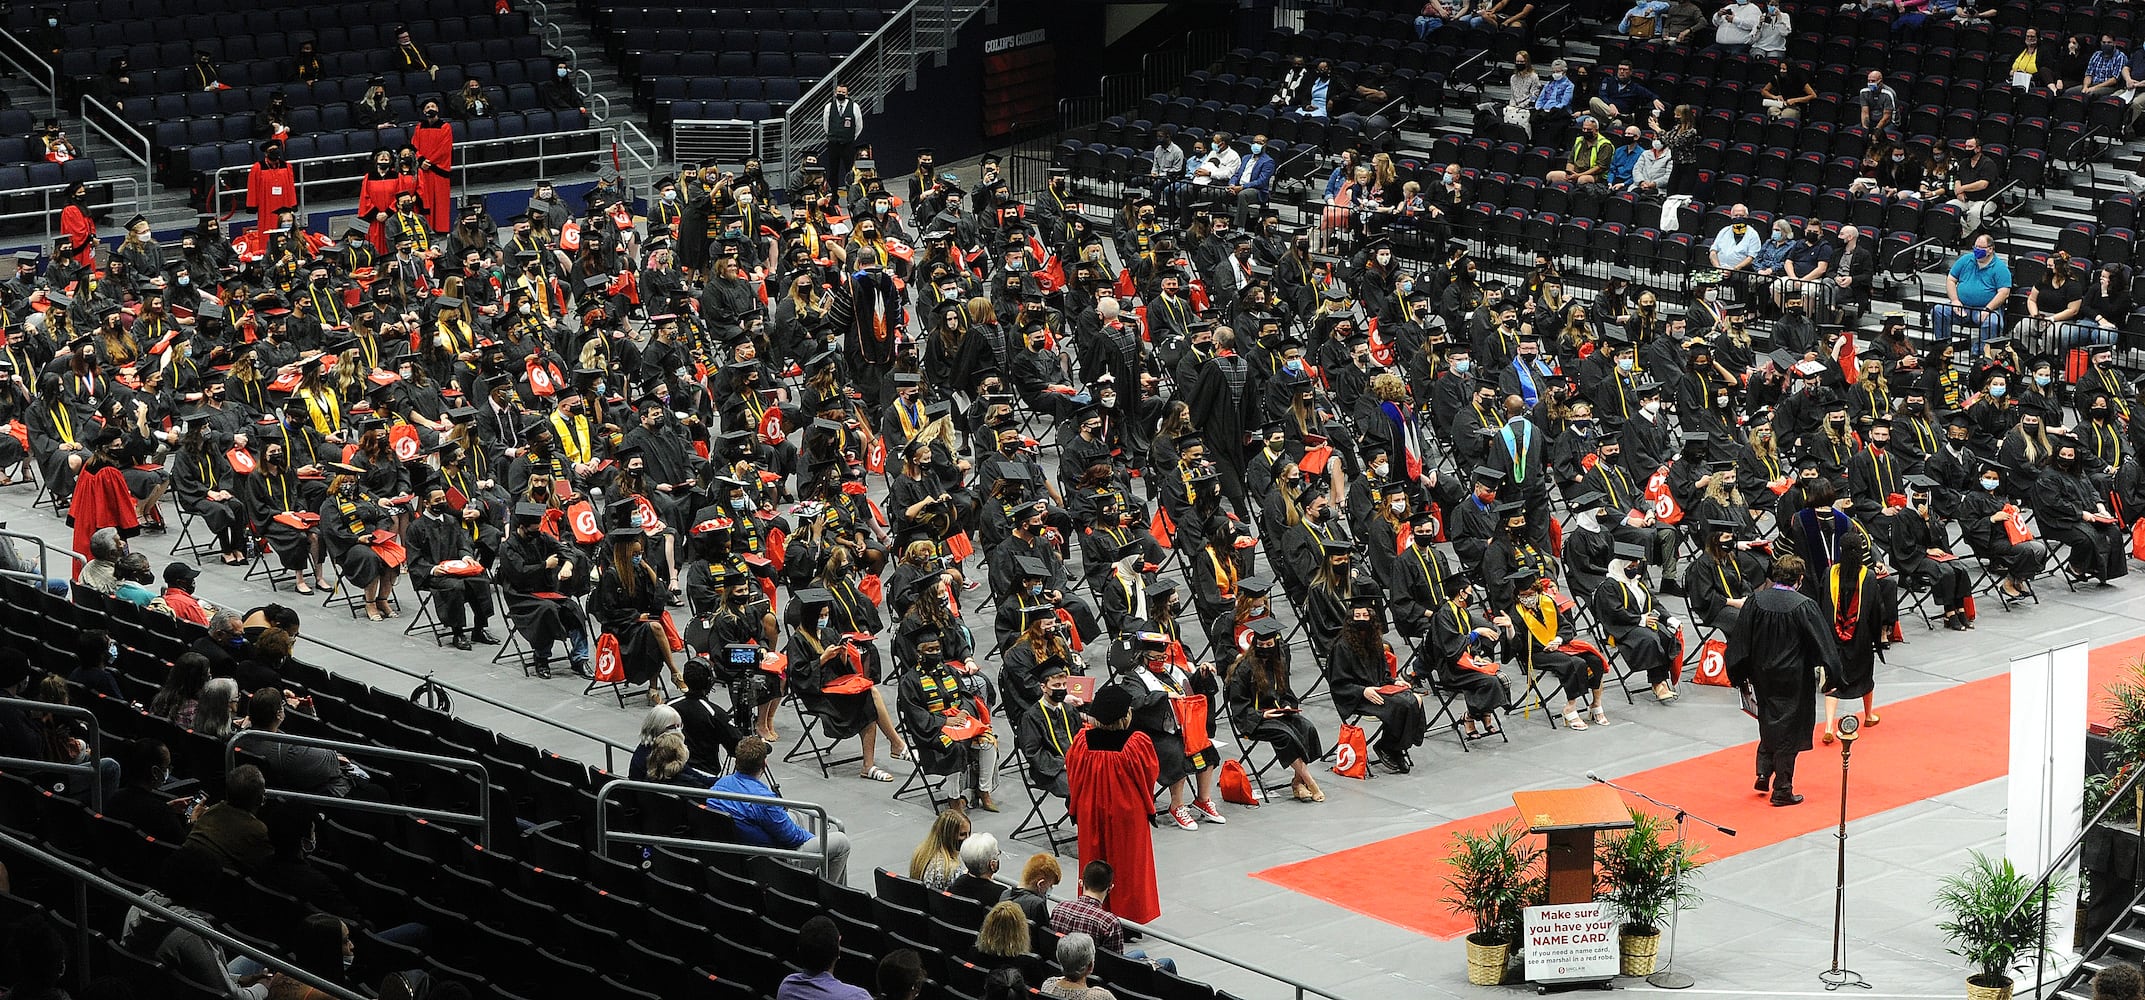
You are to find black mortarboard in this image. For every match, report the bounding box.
[1239,575,1275,596]
[1569,490,1607,511]
[1472,466,1505,486]
[1014,556,1050,579]
[1249,618,1287,640]
[1611,541,1650,561]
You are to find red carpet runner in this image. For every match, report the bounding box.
[1252,634,2145,940]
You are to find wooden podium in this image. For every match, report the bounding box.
[1513,785,1634,903]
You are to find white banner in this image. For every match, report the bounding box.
[2007,641,2088,959]
[1523,901,1619,983]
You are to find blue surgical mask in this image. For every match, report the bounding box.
[1990,384,2007,398]
[1028,583,1043,596]
[557,67,570,78]
[818,615,831,630]
[1249,143,1264,155]
[1981,478,1999,491]
[107,641,118,661]
[1284,358,1305,375]
[730,497,748,511]
[1972,246,1991,261]
[177,275,190,286]
[1452,359,1471,374]
[2035,375,2051,387]
[1617,357,1635,372]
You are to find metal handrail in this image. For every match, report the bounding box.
[292,633,632,773]
[0,696,104,811]
[783,0,989,165]
[0,827,370,1000]
[615,118,660,197]
[594,778,834,877]
[998,876,1364,1000]
[0,27,58,115]
[225,729,493,846]
[0,527,55,586]
[0,178,141,250]
[77,94,152,174]
[2005,754,2144,925]
[207,126,623,222]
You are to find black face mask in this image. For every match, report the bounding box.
[1047,688,1067,703]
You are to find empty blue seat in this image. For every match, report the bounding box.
[312,132,346,158]
[24,161,63,187]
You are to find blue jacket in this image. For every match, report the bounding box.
[1233,153,1277,194]
[1606,143,1642,186]
[708,771,813,849]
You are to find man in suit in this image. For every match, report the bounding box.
[1227,133,1278,228]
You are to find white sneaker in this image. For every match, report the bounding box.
[1169,805,1200,831]
[1192,799,1227,825]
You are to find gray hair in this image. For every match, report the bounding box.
[208,611,241,637]
[89,527,124,561]
[194,678,240,739]
[959,832,1001,875]
[638,704,681,746]
[1549,58,1568,73]
[1056,933,1097,978]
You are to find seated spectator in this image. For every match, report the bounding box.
[1776,221,1837,311]
[68,628,126,701]
[1709,213,1762,274]
[1546,115,1613,185]
[1708,0,1759,53]
[777,916,870,1000]
[183,764,272,869]
[1415,0,1451,39]
[708,736,853,884]
[112,551,158,605]
[972,901,1038,983]
[950,832,1010,909]
[148,652,214,727]
[105,738,197,842]
[2075,34,2128,97]
[238,627,295,695]
[2083,263,2135,340]
[120,848,273,999]
[1042,934,1116,1000]
[1760,63,1814,121]
[1618,1,1668,37]
[1146,126,1185,194]
[1750,219,1796,287]
[1604,126,1643,190]
[1226,134,1277,228]
[1532,60,1575,133]
[247,688,376,800]
[1630,132,1672,199]
[538,59,584,114]
[1008,852,1061,923]
[160,561,211,624]
[192,677,243,740]
[2013,251,2085,354]
[191,610,245,676]
[448,77,494,120]
[1589,62,1662,128]
[1856,71,1899,134]
[878,950,927,1000]
[1658,0,1707,45]
[254,802,358,923]
[1750,2,1791,58]
[908,808,969,890]
[77,527,125,594]
[1050,861,1176,973]
[1932,235,2013,351]
[1948,137,2001,236]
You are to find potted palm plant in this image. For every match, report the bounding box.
[1933,851,2072,1000]
[1595,810,1705,976]
[1441,820,1544,986]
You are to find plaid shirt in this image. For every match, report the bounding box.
[1049,894,1126,953]
[2087,48,2129,85]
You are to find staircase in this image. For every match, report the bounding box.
[777,0,998,172]
[528,5,650,141]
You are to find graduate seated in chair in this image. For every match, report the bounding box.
[1684,518,1768,632]
[1508,571,1612,730]
[1591,541,1686,703]
[1329,594,1429,772]
[1226,618,1326,802]
[898,631,1000,812]
[1108,630,1224,830]
[1425,586,1511,738]
[1016,658,1081,799]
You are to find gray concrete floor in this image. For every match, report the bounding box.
[12,473,2138,1000]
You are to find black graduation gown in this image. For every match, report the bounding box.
[1811,564,1893,699]
[2036,466,2128,579]
[173,447,247,547]
[1590,577,1682,685]
[1329,634,1427,752]
[1224,654,1323,767]
[246,467,316,572]
[497,528,587,647]
[1724,585,1843,753]
[1884,508,1971,610]
[588,563,669,685]
[788,626,877,739]
[1427,599,1508,720]
[1685,549,1765,629]
[318,489,393,586]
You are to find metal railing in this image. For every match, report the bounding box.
[781,0,994,168]
[573,71,612,121]
[0,178,142,249]
[225,729,493,846]
[76,94,155,201]
[0,827,370,1000]
[0,27,58,115]
[207,126,627,223]
[998,875,1363,1000]
[594,778,835,878]
[2006,745,2145,999]
[0,697,104,811]
[0,528,56,588]
[672,118,769,172]
[615,118,661,197]
[292,632,633,773]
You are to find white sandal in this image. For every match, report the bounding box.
[1592,708,1611,726]
[1563,711,1589,731]
[860,766,894,782]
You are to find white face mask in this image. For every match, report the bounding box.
[1641,400,1661,417]
[1372,462,1389,478]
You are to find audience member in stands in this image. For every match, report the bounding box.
[254,803,358,924]
[191,611,245,676]
[1041,934,1116,1000]
[0,653,43,768]
[65,628,124,701]
[2,913,70,1000]
[106,738,198,842]
[708,736,853,884]
[1009,852,1061,924]
[2084,263,2135,342]
[77,527,125,594]
[972,900,1037,982]
[630,703,684,781]
[2076,33,2129,97]
[241,629,297,694]
[160,561,212,625]
[876,950,927,1000]
[778,916,870,1000]
[121,848,275,999]
[951,832,1010,908]
[247,689,375,800]
[908,807,970,890]
[183,764,272,869]
[192,678,243,741]
[1857,70,1899,134]
[539,58,586,114]
[112,551,159,605]
[1051,861,1176,972]
[149,652,214,727]
[1532,61,1574,139]
[1931,234,2013,351]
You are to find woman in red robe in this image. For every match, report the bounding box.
[244,140,297,233]
[58,182,96,267]
[67,428,140,570]
[1064,684,1162,924]
[411,100,455,233]
[357,151,411,255]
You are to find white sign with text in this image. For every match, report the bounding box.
[1522,901,1619,983]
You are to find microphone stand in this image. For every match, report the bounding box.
[1820,715,1871,991]
[1590,773,1738,990]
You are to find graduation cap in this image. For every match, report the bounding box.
[1472,466,1506,486]
[12,251,38,265]
[1503,566,1543,583]
[1903,474,1939,493]
[1568,490,1608,512]
[45,290,73,309]
[324,461,367,476]
[1706,459,1736,473]
[1317,537,1353,556]
[1610,541,1650,562]
[1036,656,1071,680]
[1148,579,1181,604]
[893,372,922,387]
[1491,499,1528,517]
[195,301,226,322]
[1238,575,1276,597]
[793,588,835,609]
[1014,556,1051,580]
[1632,378,1664,397]
[1248,617,1288,640]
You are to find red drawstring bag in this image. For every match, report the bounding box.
[1168,695,1212,755]
[1692,638,1731,687]
[659,611,685,653]
[1218,759,1260,806]
[592,632,625,683]
[858,575,884,606]
[1331,723,1370,779]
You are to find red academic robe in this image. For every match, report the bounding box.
[410,122,455,233]
[357,173,415,254]
[1065,727,1162,924]
[59,204,95,266]
[246,160,297,232]
[67,464,140,569]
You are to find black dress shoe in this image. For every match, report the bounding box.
[1754,776,1771,793]
[1770,792,1805,806]
[452,635,473,651]
[1376,750,1411,774]
[533,663,554,679]
[471,630,501,645]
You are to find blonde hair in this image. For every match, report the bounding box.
[646,732,689,780]
[975,901,1032,958]
[908,809,968,881]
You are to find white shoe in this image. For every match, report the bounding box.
[1169,805,1200,831]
